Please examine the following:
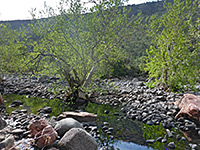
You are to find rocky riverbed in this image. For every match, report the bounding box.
[0,75,200,150]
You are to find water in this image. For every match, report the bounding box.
[3,94,194,150]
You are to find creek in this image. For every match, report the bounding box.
[3,94,194,150]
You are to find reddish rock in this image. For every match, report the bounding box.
[57,111,97,122]
[28,119,57,148]
[175,94,200,122]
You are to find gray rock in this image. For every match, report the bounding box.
[12,129,24,135]
[54,118,83,137]
[190,144,199,150]
[0,117,6,130]
[166,129,173,138]
[58,128,98,150]
[0,135,14,150]
[38,75,49,83]
[168,142,175,149]
[9,100,23,107]
[38,106,52,114]
[161,139,167,143]
[146,139,155,143]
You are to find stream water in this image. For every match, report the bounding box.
[4,94,193,150]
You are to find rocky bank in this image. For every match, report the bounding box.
[0,75,200,149]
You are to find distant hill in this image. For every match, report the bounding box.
[0,0,170,30]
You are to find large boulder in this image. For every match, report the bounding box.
[54,118,83,137]
[175,94,200,122]
[57,111,97,122]
[58,128,98,150]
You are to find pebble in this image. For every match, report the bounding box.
[168,142,175,149]
[146,139,155,143]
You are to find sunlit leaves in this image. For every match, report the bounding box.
[144,0,200,91]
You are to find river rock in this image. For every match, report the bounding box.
[9,100,23,107]
[58,128,98,150]
[0,135,14,150]
[54,118,83,137]
[38,106,52,114]
[57,111,97,122]
[168,142,175,149]
[0,117,6,130]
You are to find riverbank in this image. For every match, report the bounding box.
[0,75,200,149]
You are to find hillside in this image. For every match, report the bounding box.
[0,0,168,30]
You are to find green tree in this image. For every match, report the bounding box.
[21,0,141,100]
[0,24,26,75]
[144,0,200,91]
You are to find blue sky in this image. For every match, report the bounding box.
[0,0,158,21]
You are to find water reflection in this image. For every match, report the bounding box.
[113,141,154,150]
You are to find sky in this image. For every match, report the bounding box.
[0,0,158,21]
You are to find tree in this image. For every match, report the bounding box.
[144,0,200,91]
[0,24,26,75]
[20,0,141,100]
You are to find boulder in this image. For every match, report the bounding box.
[175,94,200,122]
[28,119,57,148]
[57,111,97,122]
[58,128,98,150]
[54,118,83,137]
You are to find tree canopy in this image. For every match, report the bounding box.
[144,0,200,91]
[13,0,141,100]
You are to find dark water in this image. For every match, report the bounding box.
[3,94,193,150]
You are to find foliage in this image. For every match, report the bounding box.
[18,0,141,100]
[0,24,26,74]
[144,0,200,91]
[143,124,192,150]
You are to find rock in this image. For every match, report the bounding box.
[39,75,50,83]
[0,93,4,106]
[38,106,52,114]
[19,89,32,95]
[58,128,98,150]
[168,142,175,149]
[104,110,110,114]
[190,144,199,150]
[0,135,14,150]
[57,111,97,122]
[146,139,155,143]
[54,118,83,137]
[156,137,162,142]
[29,119,57,148]
[12,129,24,135]
[176,134,181,140]
[9,100,23,107]
[166,129,173,138]
[161,139,167,143]
[0,117,6,130]
[175,94,200,122]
